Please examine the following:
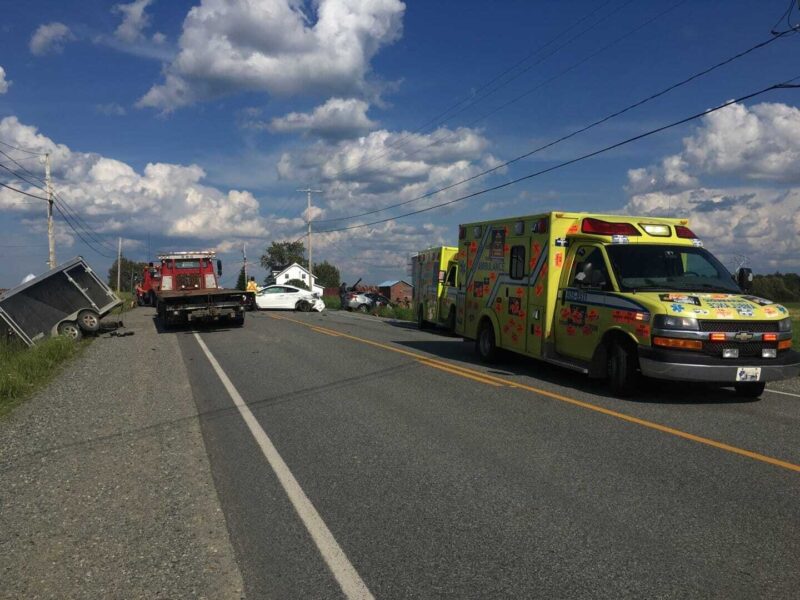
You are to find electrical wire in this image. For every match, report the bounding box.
[335,0,633,178]
[312,76,800,235]
[0,181,48,201]
[313,30,796,226]
[0,139,45,156]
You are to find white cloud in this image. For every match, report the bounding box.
[627,102,800,194]
[0,66,9,94]
[30,22,75,56]
[95,103,128,116]
[138,0,405,111]
[0,116,269,241]
[624,102,800,272]
[269,97,377,140]
[113,0,155,43]
[624,188,800,271]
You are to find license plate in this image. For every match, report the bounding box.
[736,367,761,382]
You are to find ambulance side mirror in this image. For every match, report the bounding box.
[736,267,753,291]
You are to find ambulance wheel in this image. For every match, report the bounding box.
[607,340,639,397]
[417,307,428,330]
[57,321,83,341]
[77,309,101,332]
[734,381,765,398]
[476,320,498,362]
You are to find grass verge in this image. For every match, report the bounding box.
[322,295,341,310]
[782,302,799,350]
[0,337,85,417]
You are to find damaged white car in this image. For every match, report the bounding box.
[254,285,325,312]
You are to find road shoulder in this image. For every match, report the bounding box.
[0,308,244,599]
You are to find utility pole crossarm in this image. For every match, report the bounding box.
[297,187,322,287]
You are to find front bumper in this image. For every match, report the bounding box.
[638,347,800,383]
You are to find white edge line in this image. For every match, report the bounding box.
[765,388,800,399]
[193,332,375,600]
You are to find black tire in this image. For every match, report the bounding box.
[417,306,428,330]
[734,381,765,398]
[296,300,311,312]
[357,304,369,313]
[77,309,101,332]
[57,321,83,341]
[607,340,639,397]
[446,307,456,332]
[476,320,497,362]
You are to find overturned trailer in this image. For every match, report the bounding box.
[0,257,122,346]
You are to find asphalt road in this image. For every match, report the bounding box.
[175,308,800,599]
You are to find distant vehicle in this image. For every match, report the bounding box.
[412,246,459,330]
[344,291,391,312]
[255,285,325,312]
[0,256,122,345]
[154,251,247,328]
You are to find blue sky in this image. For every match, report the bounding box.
[1,0,799,289]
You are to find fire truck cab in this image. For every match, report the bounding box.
[455,212,799,397]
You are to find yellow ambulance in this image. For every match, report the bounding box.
[412,246,459,330]
[455,212,799,397]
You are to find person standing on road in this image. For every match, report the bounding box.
[246,277,258,293]
[339,281,347,308]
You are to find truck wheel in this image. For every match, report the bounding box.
[476,320,497,362]
[57,321,83,341]
[417,307,428,330]
[77,309,101,332]
[607,340,639,397]
[734,381,766,398]
[446,307,456,332]
[232,314,245,327]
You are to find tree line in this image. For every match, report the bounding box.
[751,273,800,302]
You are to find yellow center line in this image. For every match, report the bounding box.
[271,314,800,473]
[417,359,504,387]
[311,327,341,337]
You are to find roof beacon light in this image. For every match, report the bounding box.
[581,218,640,237]
[640,223,670,237]
[675,225,698,239]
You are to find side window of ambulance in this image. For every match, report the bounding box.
[445,265,457,286]
[510,246,525,280]
[571,247,611,290]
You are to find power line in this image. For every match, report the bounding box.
[334,0,629,178]
[313,76,800,235]
[0,139,45,156]
[0,180,48,201]
[314,30,796,227]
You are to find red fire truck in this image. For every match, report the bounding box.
[153,251,246,328]
[135,263,161,306]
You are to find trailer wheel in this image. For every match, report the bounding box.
[476,320,497,362]
[57,321,83,341]
[607,340,639,397]
[77,309,101,332]
[734,381,765,398]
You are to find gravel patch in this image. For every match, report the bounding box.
[0,308,244,599]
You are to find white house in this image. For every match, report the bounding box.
[266,263,324,295]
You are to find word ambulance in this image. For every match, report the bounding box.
[431,212,799,397]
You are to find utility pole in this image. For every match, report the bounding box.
[243,242,247,282]
[44,153,56,268]
[297,187,322,286]
[116,237,122,294]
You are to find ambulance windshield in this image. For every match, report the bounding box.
[605,245,740,293]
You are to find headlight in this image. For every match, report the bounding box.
[653,315,699,331]
[778,317,792,332]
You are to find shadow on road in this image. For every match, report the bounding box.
[393,337,759,405]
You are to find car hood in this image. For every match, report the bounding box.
[632,292,790,321]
